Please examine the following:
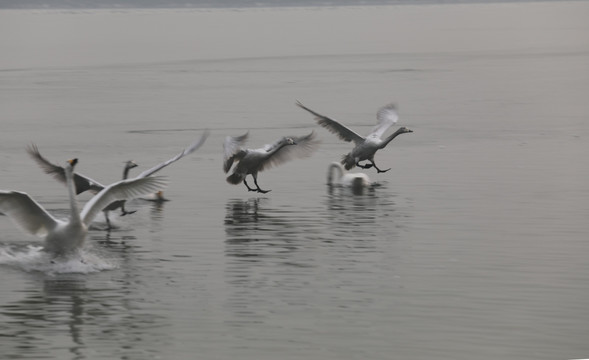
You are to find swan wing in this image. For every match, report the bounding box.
[0,190,58,237]
[223,132,249,173]
[81,176,168,226]
[27,144,105,194]
[136,130,209,179]
[259,131,320,172]
[223,150,247,174]
[296,101,364,145]
[369,103,398,139]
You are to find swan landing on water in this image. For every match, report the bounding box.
[26,131,207,229]
[327,162,371,193]
[297,101,413,173]
[223,131,320,193]
[0,158,167,258]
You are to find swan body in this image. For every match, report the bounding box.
[327,162,370,191]
[0,159,167,257]
[26,131,207,228]
[223,131,319,193]
[296,101,412,172]
[141,191,169,203]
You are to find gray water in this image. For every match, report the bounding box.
[1,2,589,359]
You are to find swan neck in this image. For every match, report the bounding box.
[266,140,290,157]
[327,162,344,184]
[122,165,132,180]
[381,128,405,148]
[65,166,82,224]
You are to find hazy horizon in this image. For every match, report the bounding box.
[0,0,576,9]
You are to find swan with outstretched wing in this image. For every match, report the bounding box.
[0,158,166,256]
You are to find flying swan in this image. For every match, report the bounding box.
[223,131,320,193]
[27,131,208,228]
[296,101,413,173]
[0,158,167,257]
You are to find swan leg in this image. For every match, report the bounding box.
[120,202,136,216]
[253,175,271,194]
[104,211,113,230]
[243,178,258,192]
[371,160,390,173]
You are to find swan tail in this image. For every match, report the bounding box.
[226,173,244,185]
[341,153,355,171]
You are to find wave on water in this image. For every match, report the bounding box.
[0,244,117,275]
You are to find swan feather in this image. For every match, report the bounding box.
[296,101,364,145]
[81,175,168,225]
[0,191,57,237]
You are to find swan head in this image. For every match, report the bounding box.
[285,137,296,145]
[398,127,413,134]
[67,158,78,168]
[125,160,138,170]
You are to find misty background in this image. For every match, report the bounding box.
[0,0,574,9]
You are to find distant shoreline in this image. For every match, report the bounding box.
[0,0,583,10]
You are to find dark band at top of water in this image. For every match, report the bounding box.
[0,0,568,10]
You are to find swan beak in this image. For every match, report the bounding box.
[67,158,78,166]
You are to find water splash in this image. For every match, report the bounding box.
[0,244,117,275]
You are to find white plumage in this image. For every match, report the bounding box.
[26,130,207,228]
[223,131,320,193]
[327,162,371,190]
[296,101,412,173]
[0,159,167,257]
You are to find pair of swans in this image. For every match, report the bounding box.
[223,101,412,193]
[0,159,167,257]
[26,131,208,228]
[296,101,413,172]
[0,130,208,257]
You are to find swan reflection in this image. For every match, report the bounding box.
[0,274,170,359]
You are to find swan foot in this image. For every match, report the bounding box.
[356,162,373,169]
[369,160,390,173]
[120,210,136,216]
[243,180,258,192]
[256,189,271,194]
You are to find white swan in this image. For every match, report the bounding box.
[141,190,169,203]
[0,158,167,257]
[26,130,208,228]
[296,101,412,173]
[223,131,320,193]
[327,162,371,191]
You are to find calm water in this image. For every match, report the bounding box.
[1,2,589,359]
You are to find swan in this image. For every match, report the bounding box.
[0,158,167,257]
[223,131,320,193]
[296,101,413,173]
[327,162,371,191]
[141,191,169,203]
[26,131,208,228]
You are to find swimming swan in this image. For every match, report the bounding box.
[223,131,320,193]
[327,162,371,190]
[0,159,167,257]
[296,101,413,172]
[141,190,169,203]
[26,131,208,228]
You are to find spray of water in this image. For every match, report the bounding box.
[0,244,117,275]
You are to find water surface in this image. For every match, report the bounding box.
[1,2,589,359]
